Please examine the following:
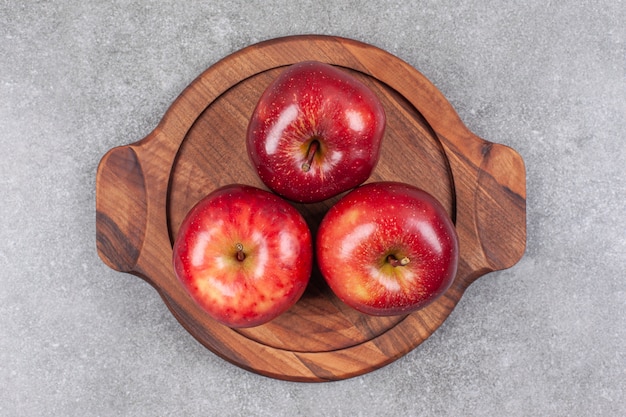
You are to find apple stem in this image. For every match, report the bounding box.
[387,254,410,267]
[235,243,246,262]
[301,140,320,172]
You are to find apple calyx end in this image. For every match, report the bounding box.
[387,254,410,267]
[301,139,321,172]
[235,243,246,262]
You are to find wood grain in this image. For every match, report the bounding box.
[96,35,526,382]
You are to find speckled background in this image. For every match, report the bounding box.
[1,1,624,416]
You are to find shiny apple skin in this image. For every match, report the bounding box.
[172,184,313,328]
[316,182,459,316]
[246,61,386,203]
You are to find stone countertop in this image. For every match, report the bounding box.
[1,1,624,416]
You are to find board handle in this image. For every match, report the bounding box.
[96,145,148,273]
[474,142,526,271]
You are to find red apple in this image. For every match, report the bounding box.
[172,184,313,328]
[316,182,459,316]
[246,61,386,203]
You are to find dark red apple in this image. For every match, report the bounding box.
[172,184,313,328]
[246,61,386,203]
[316,181,459,316]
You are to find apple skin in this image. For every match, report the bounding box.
[246,61,386,203]
[316,182,459,316]
[172,184,313,328]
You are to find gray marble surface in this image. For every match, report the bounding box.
[1,1,624,416]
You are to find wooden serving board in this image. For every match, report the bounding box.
[96,35,526,382]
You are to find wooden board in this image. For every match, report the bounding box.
[96,35,526,382]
